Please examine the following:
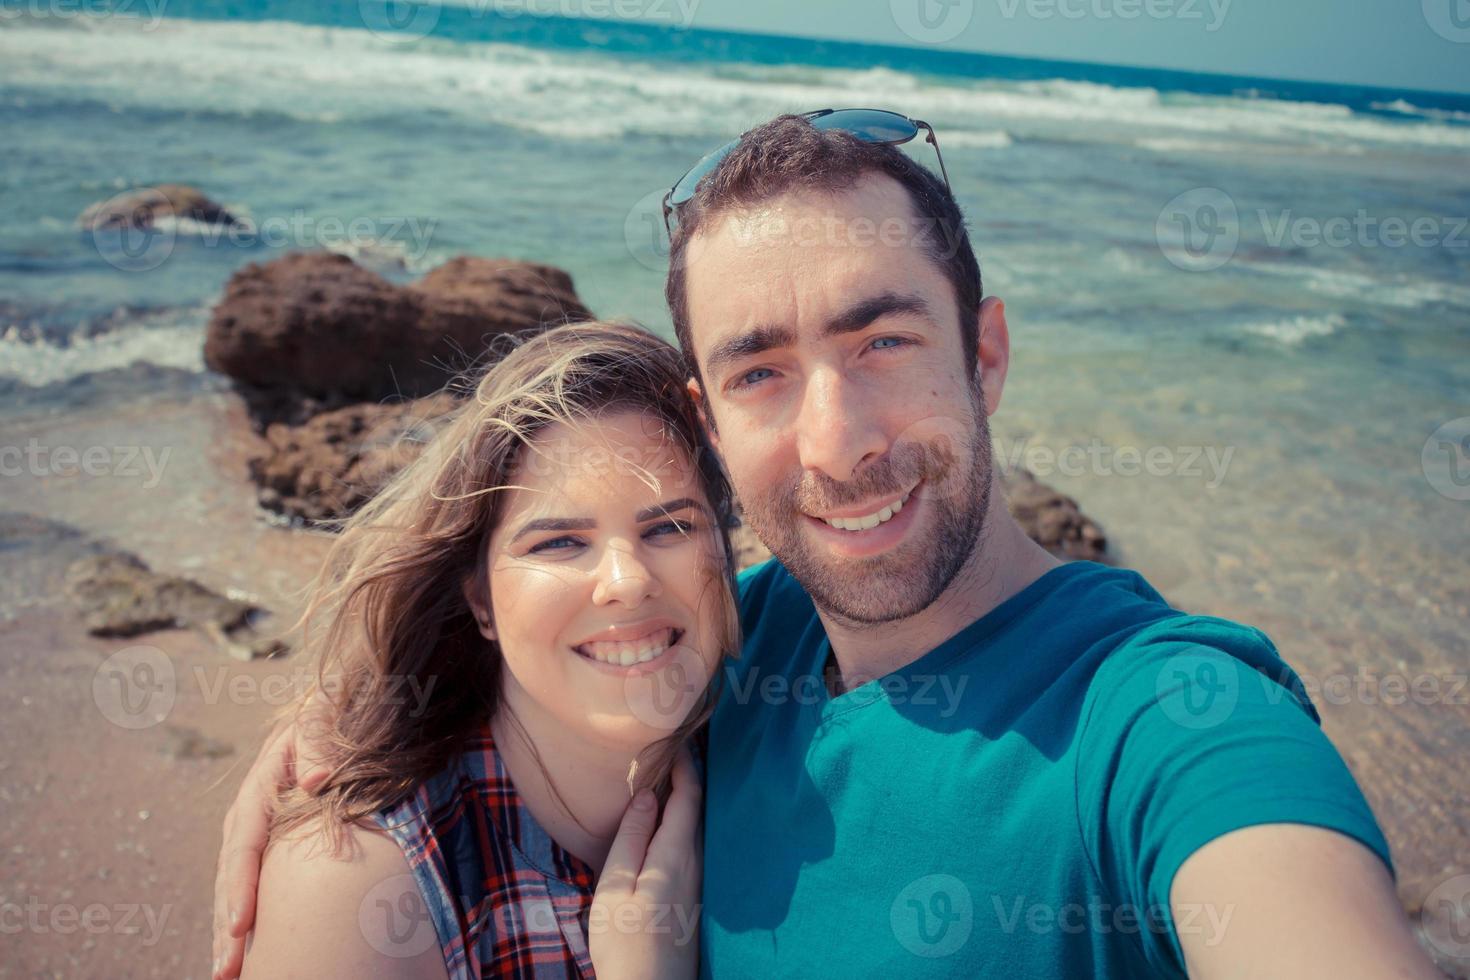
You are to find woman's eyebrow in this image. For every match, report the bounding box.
[509,517,596,544]
[509,498,707,544]
[634,497,707,522]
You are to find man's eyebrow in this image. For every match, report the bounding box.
[703,324,796,378]
[703,293,935,378]
[825,291,935,337]
[509,498,707,544]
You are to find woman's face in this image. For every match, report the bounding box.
[477,409,727,751]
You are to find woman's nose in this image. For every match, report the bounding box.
[591,542,662,608]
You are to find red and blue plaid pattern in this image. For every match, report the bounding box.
[375,722,597,979]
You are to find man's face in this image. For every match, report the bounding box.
[683,173,996,625]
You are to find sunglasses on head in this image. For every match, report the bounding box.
[660,107,952,237]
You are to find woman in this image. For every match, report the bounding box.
[237,321,741,980]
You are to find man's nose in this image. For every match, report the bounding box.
[794,366,888,483]
[591,541,662,607]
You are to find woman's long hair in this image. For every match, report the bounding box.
[267,320,740,846]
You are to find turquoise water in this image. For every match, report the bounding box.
[1,5,1467,653]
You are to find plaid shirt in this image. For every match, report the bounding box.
[375,723,597,979]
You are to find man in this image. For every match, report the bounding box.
[213,112,1442,978]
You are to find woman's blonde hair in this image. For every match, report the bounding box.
[268,320,740,845]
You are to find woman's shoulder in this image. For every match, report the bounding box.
[242,816,450,980]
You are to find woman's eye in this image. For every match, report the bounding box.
[646,519,694,538]
[528,536,581,554]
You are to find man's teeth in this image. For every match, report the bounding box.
[820,490,912,532]
[577,628,676,666]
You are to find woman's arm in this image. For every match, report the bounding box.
[240,818,450,980]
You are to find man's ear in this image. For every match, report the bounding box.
[460,574,496,643]
[976,296,1010,417]
[686,376,719,449]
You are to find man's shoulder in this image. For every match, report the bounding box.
[1078,605,1320,748]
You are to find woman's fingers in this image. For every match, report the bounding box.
[598,790,659,897]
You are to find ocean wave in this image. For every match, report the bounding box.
[1370,99,1470,124]
[1240,263,1470,311]
[3,13,1468,153]
[0,309,208,386]
[1240,313,1344,346]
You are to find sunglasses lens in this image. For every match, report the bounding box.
[667,110,921,221]
[668,137,738,208]
[809,108,918,144]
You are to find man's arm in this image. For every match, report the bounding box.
[240,819,450,980]
[213,715,332,980]
[1172,823,1443,979]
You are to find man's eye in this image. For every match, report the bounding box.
[872,336,908,350]
[734,367,774,389]
[529,536,581,554]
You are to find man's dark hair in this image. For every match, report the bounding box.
[664,113,983,389]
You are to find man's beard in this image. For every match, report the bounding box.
[739,387,993,626]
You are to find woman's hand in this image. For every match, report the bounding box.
[589,746,703,980]
[211,707,333,980]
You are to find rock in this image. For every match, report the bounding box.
[158,725,234,760]
[204,252,592,410]
[1002,467,1108,562]
[729,515,772,572]
[249,391,461,524]
[77,184,241,231]
[64,552,285,660]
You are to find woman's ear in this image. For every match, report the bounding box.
[461,575,496,642]
[687,378,718,450]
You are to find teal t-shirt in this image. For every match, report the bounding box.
[701,558,1391,978]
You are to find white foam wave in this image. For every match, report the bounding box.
[1371,99,1470,124]
[1241,313,1344,346]
[2,13,1467,153]
[0,314,207,386]
[1241,263,1470,311]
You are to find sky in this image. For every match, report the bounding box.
[584,0,1470,95]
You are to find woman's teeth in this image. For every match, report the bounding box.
[820,489,912,532]
[577,628,678,666]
